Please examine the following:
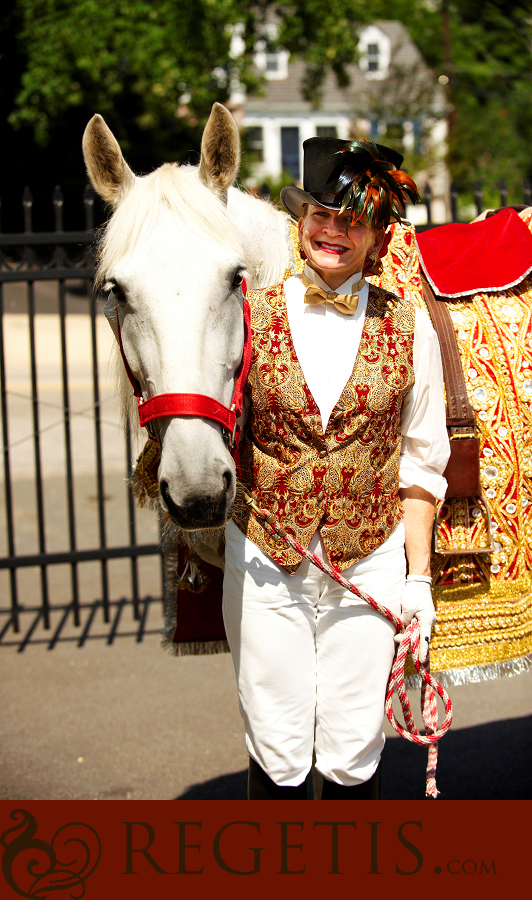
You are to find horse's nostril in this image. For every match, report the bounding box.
[223,469,232,493]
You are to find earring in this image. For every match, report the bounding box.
[298,243,308,261]
[364,251,383,276]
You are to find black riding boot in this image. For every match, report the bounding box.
[320,761,381,800]
[248,758,307,800]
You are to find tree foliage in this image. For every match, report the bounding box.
[10,0,247,148]
[2,0,532,226]
[376,0,532,198]
[8,0,376,148]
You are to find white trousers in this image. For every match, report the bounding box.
[222,519,406,787]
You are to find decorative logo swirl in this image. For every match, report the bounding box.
[1,809,101,898]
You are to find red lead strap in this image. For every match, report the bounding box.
[114,279,251,465]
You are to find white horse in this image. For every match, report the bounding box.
[83,103,290,536]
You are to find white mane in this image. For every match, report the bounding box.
[226,187,290,289]
[97,163,243,288]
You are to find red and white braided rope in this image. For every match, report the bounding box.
[245,497,453,798]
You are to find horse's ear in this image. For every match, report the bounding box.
[198,103,240,193]
[82,114,135,205]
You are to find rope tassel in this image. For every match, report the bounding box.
[243,491,453,798]
[387,624,452,797]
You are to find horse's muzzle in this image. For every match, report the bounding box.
[160,471,234,530]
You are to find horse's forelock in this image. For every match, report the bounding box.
[96,162,242,288]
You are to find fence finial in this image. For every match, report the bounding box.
[22,186,33,233]
[53,185,64,232]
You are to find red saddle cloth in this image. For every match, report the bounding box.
[415,208,532,297]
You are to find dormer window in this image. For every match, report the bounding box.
[366,44,380,72]
[265,51,280,73]
[254,22,289,80]
[358,25,390,80]
[255,44,289,80]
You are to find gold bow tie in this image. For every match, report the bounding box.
[301,273,365,315]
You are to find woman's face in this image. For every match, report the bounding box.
[298,205,384,290]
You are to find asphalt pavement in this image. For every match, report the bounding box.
[2,605,531,801]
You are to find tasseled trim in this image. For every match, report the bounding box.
[162,638,230,657]
[405,652,532,690]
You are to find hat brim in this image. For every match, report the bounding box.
[280,186,344,220]
[280,185,402,224]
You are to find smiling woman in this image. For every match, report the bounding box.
[223,136,450,800]
[297,206,384,290]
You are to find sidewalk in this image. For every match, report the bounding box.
[2,605,531,800]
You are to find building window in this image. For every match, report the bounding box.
[316,126,338,138]
[281,127,300,181]
[371,119,422,155]
[265,52,279,73]
[358,26,390,80]
[254,33,290,80]
[366,43,379,72]
[245,126,264,162]
[384,122,404,144]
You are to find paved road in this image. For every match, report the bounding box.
[2,618,531,800]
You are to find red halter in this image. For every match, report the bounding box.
[114,279,251,469]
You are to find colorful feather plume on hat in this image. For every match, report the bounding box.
[335,140,419,228]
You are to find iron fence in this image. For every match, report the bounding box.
[419,178,532,229]
[0,186,164,642]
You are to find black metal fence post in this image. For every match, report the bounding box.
[474,180,483,218]
[450,181,458,222]
[0,276,19,632]
[424,183,432,225]
[499,179,508,208]
[55,185,80,627]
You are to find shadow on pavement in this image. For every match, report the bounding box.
[175,714,532,800]
[381,714,531,800]
[0,597,162,651]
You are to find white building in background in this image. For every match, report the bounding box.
[230,21,449,224]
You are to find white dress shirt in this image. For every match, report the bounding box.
[283,265,450,499]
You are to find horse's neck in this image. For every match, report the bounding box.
[227,187,291,289]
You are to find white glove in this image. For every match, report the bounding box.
[396,575,436,665]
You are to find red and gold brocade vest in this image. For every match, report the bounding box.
[233,281,416,573]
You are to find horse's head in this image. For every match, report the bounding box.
[83,104,246,530]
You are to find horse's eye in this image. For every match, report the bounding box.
[232,271,244,289]
[111,283,127,304]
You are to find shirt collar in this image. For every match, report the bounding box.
[303,263,364,296]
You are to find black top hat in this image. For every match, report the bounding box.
[280,137,418,228]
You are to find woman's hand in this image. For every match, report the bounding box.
[398,576,436,664]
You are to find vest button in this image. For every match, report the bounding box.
[319,449,327,458]
[317,491,325,502]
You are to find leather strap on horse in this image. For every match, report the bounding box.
[138,393,237,435]
[243,491,453,799]
[421,275,481,498]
